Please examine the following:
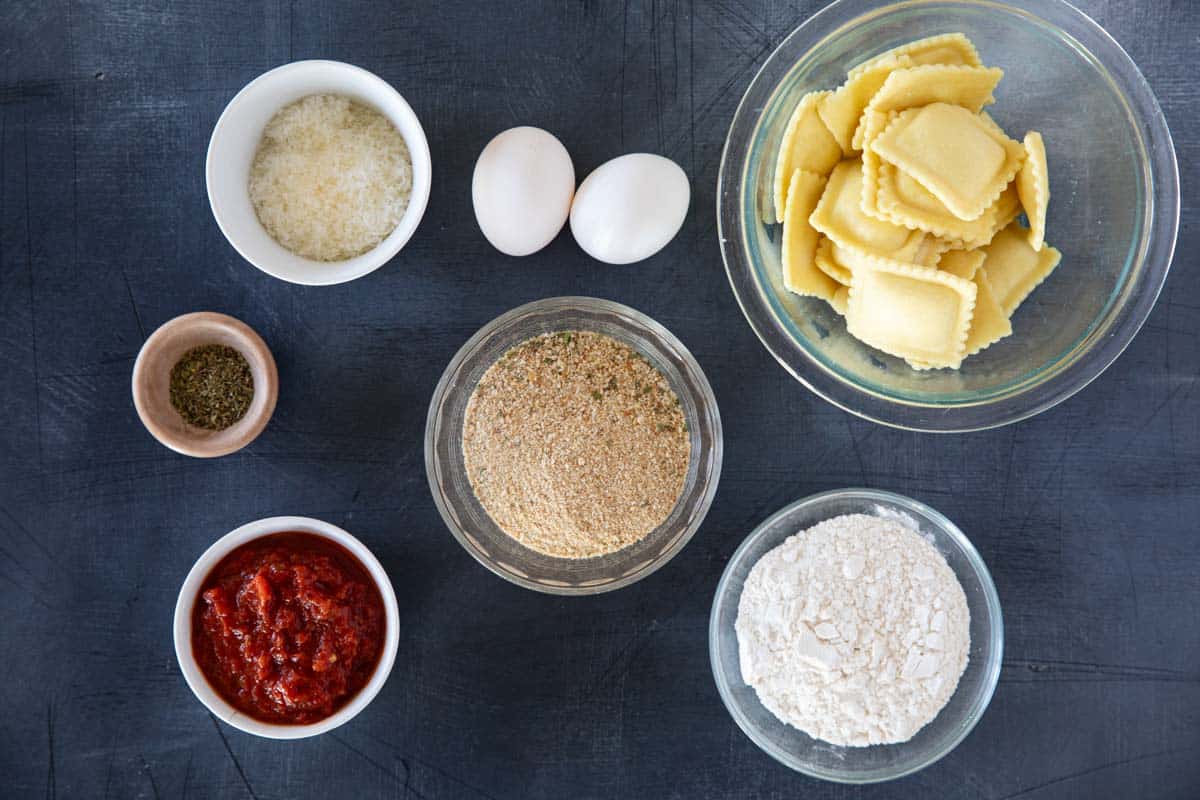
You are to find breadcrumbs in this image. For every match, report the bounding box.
[462,331,691,559]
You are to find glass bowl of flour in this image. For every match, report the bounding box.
[709,488,1002,783]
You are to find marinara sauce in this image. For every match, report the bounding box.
[192,533,385,724]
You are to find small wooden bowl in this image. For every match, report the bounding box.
[132,312,278,457]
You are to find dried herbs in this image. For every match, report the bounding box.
[169,345,254,430]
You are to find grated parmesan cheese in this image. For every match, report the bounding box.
[249,94,412,262]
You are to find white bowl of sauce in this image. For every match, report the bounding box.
[173,516,400,739]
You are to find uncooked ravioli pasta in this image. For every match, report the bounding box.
[817,55,912,152]
[780,169,833,299]
[771,33,1060,370]
[773,92,841,223]
[1016,132,1050,251]
[863,64,1002,115]
[937,248,986,282]
[870,104,1025,222]
[979,222,1062,317]
[846,256,977,370]
[846,32,982,78]
[964,269,1012,358]
[815,237,852,286]
[809,159,928,261]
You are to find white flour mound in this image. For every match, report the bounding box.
[735,513,970,747]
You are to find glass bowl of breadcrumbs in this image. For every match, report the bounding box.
[425,297,723,594]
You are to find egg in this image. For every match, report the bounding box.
[472,127,575,257]
[569,153,690,265]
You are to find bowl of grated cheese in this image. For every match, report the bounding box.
[207,60,431,286]
[709,488,1003,783]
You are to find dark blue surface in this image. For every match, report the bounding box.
[1,2,1197,798]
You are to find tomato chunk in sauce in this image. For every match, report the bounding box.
[192,532,386,724]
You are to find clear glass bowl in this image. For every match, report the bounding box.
[709,489,1003,782]
[425,297,723,595]
[718,0,1179,431]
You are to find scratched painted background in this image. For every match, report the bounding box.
[0,1,1197,798]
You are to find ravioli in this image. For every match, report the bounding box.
[847,33,982,79]
[870,103,1025,221]
[964,267,1013,356]
[1016,131,1050,251]
[858,110,891,218]
[876,163,1020,248]
[937,248,986,281]
[815,236,852,285]
[819,55,912,152]
[846,256,977,369]
[829,285,850,316]
[773,91,843,222]
[809,159,927,260]
[980,221,1062,317]
[781,169,835,299]
[769,34,1058,371]
[865,64,1003,115]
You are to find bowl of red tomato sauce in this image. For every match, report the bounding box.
[174,516,400,738]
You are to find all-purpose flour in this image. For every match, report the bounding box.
[735,514,970,747]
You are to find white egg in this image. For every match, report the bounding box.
[472,127,575,257]
[569,153,689,265]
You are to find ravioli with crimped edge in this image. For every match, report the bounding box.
[772,33,1057,370]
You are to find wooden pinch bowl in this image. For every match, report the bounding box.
[132,312,278,457]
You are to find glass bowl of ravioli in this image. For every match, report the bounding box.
[709,489,1004,783]
[718,0,1178,431]
[425,297,723,595]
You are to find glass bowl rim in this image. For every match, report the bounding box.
[424,295,724,595]
[708,487,1004,783]
[717,0,1180,432]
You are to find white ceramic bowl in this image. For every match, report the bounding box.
[206,60,432,285]
[173,516,400,739]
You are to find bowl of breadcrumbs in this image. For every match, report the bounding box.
[425,297,723,594]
